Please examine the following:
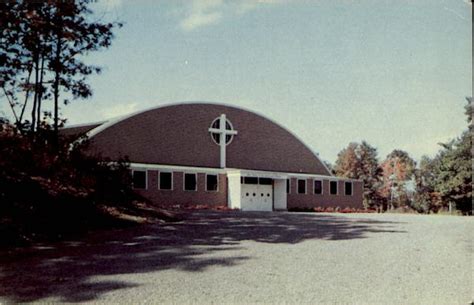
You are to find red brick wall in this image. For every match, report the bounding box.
[134,171,363,210]
[134,170,227,208]
[287,178,364,210]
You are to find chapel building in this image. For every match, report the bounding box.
[62,103,363,211]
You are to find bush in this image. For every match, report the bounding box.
[0,123,139,246]
[288,206,371,213]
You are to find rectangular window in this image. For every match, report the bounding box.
[330,181,338,195]
[259,178,273,185]
[243,177,258,184]
[132,170,147,189]
[286,179,291,194]
[184,173,197,191]
[159,172,173,190]
[297,179,306,194]
[314,180,323,195]
[345,181,353,196]
[206,174,219,191]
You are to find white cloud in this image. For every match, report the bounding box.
[180,0,224,31]
[179,0,285,31]
[101,102,138,120]
[181,11,223,31]
[237,0,286,14]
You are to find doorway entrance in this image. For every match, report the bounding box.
[240,177,273,211]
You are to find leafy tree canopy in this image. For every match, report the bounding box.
[431,131,472,213]
[334,141,383,209]
[0,0,121,143]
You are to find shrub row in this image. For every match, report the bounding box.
[288,206,376,213]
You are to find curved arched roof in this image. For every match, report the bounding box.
[85,102,332,175]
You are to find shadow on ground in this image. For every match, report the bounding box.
[0,211,405,303]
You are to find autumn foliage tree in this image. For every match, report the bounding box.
[333,98,471,214]
[334,141,383,209]
[380,150,416,209]
[334,142,359,179]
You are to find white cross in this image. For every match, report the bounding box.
[208,114,238,168]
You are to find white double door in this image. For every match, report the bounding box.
[241,184,273,211]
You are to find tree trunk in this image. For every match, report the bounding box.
[53,19,62,150]
[2,88,20,125]
[18,65,33,132]
[36,54,45,132]
[31,52,40,133]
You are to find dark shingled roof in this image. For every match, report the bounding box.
[60,122,105,138]
[84,103,332,175]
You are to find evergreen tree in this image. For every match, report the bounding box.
[432,131,472,214]
[465,96,472,132]
[412,97,473,214]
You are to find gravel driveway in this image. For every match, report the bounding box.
[0,211,472,304]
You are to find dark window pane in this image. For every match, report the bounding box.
[314,180,322,195]
[212,119,220,129]
[345,182,352,196]
[298,179,306,194]
[132,170,146,189]
[330,181,338,195]
[212,133,220,144]
[286,179,290,194]
[244,177,258,184]
[207,174,218,191]
[259,178,273,185]
[159,172,172,190]
[184,173,197,191]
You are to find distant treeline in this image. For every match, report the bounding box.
[329,97,472,215]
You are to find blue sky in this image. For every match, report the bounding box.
[5,0,472,164]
